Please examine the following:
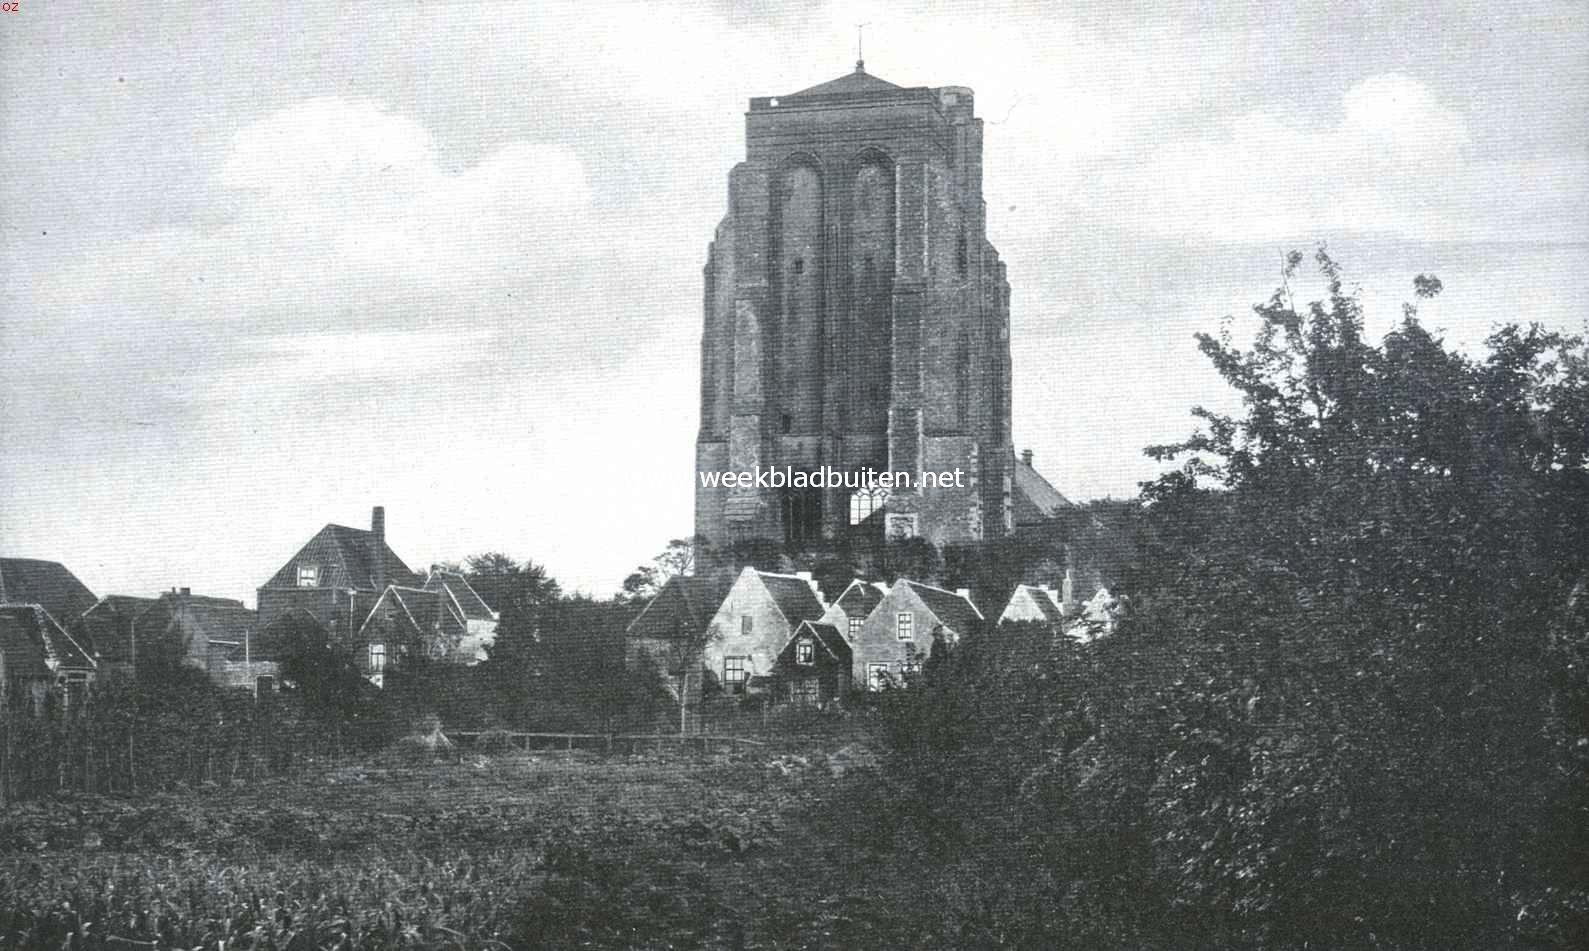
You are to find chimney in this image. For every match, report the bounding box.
[1021,449,1034,468]
[179,587,191,597]
[371,506,387,589]
[1061,566,1076,615]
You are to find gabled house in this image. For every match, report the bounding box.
[257,506,420,638]
[853,580,983,690]
[76,594,159,671]
[420,568,499,663]
[770,620,852,706]
[0,604,97,712]
[134,589,272,690]
[1067,587,1119,643]
[0,558,98,628]
[354,585,468,686]
[998,583,1065,626]
[819,579,888,644]
[625,574,726,685]
[702,568,827,695]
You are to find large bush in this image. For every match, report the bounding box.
[879,252,1589,949]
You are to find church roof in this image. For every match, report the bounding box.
[1012,457,1075,526]
[787,64,903,99]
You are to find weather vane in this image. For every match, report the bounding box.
[856,22,870,71]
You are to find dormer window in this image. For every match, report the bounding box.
[297,565,318,587]
[796,638,814,666]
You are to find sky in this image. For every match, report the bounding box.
[2,0,1586,603]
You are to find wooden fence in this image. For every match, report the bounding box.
[447,731,764,754]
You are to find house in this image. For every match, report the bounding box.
[852,580,982,690]
[0,558,98,628]
[819,579,888,644]
[420,568,499,663]
[997,583,1065,626]
[702,568,827,696]
[0,604,97,712]
[354,584,469,687]
[625,574,726,689]
[770,620,852,706]
[134,589,273,690]
[257,505,420,637]
[76,594,160,671]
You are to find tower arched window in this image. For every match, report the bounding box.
[850,487,890,525]
[956,228,969,279]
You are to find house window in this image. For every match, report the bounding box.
[793,677,820,705]
[368,643,386,672]
[297,564,318,587]
[796,638,814,666]
[724,656,748,693]
[901,661,921,679]
[896,612,914,641]
[740,615,753,637]
[868,663,891,691]
[848,616,862,639]
[849,487,889,525]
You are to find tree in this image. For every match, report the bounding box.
[454,554,562,726]
[618,537,700,604]
[876,249,1589,948]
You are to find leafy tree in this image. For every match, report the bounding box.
[618,537,700,604]
[878,249,1589,949]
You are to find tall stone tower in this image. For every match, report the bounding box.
[695,62,1016,557]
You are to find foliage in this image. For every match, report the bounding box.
[877,250,1589,948]
[618,536,701,604]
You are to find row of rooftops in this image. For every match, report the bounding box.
[628,564,1111,648]
[1,506,499,683]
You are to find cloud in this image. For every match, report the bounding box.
[1067,73,1585,243]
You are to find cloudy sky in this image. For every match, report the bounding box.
[2,1,1585,602]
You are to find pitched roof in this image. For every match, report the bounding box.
[1011,457,1075,526]
[422,570,497,622]
[626,575,723,640]
[900,580,983,636]
[834,579,885,619]
[790,620,851,662]
[788,66,903,99]
[1006,584,1063,623]
[757,571,827,626]
[262,524,419,592]
[0,558,98,625]
[357,585,465,641]
[79,595,160,662]
[0,604,96,676]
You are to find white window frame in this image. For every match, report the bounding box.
[896,612,913,641]
[724,655,748,690]
[368,643,386,672]
[868,663,891,691]
[796,638,814,666]
[297,564,318,587]
[849,487,890,525]
[848,616,862,639]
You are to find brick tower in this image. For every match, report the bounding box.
[695,61,1017,557]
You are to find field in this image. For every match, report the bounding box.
[0,731,953,950]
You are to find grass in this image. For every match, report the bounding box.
[0,733,943,950]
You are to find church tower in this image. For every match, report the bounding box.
[695,62,1016,556]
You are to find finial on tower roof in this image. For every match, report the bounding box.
[855,21,869,72]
